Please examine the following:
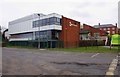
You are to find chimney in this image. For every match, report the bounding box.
[98,23,100,26]
[115,23,117,27]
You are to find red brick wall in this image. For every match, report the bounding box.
[83,24,107,36]
[59,16,80,48]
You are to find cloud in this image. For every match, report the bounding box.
[0,0,119,28]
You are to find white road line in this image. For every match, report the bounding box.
[39,49,46,50]
[91,53,100,58]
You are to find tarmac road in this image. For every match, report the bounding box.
[2,47,119,75]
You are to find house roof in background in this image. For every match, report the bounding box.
[94,24,115,28]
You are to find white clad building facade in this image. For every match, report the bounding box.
[9,13,62,48]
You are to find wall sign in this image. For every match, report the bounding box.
[69,22,77,27]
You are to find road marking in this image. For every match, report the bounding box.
[109,67,115,71]
[106,56,118,75]
[106,72,114,75]
[91,53,100,58]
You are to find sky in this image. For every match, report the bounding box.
[0,0,119,28]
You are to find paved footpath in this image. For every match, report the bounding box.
[2,47,119,75]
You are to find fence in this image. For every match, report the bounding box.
[79,40,105,47]
[8,40,63,48]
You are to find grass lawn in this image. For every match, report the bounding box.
[48,46,119,52]
[5,45,119,53]
[5,45,38,49]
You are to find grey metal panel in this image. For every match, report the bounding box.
[9,13,46,25]
[8,13,62,35]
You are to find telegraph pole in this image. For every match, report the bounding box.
[37,14,40,48]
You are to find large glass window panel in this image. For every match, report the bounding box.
[35,30,52,41]
[56,18,60,22]
[42,19,46,26]
[53,17,57,22]
[46,18,50,25]
[33,17,62,28]
[54,17,61,25]
[33,21,36,28]
[36,21,39,27]
[38,20,42,27]
[11,33,33,39]
[49,17,54,25]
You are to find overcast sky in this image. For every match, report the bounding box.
[0,0,119,28]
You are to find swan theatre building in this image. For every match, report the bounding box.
[8,13,80,48]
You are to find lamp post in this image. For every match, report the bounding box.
[0,26,1,34]
[37,14,40,48]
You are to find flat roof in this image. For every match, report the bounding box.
[9,13,62,25]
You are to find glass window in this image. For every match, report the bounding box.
[53,17,57,22]
[60,19,62,25]
[108,28,110,30]
[46,18,50,25]
[94,33,99,39]
[33,21,38,27]
[33,17,62,28]
[13,33,33,39]
[33,21,36,28]
[56,18,60,22]
[104,28,106,30]
[35,30,52,40]
[50,17,54,22]
[55,18,61,25]
[38,20,42,27]
[36,21,39,25]
[55,32,58,39]
[112,31,115,34]
[49,18,53,25]
[42,19,46,26]
[112,27,115,30]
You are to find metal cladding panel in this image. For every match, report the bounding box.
[9,19,34,34]
[8,13,62,35]
[9,13,45,25]
[9,24,62,35]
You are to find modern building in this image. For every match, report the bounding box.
[8,13,80,48]
[94,23,118,35]
[80,24,107,40]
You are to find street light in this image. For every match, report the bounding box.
[0,26,1,34]
[37,14,40,48]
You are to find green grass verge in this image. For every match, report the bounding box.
[5,45,119,53]
[5,45,38,49]
[48,46,119,52]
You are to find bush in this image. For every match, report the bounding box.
[79,40,105,47]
